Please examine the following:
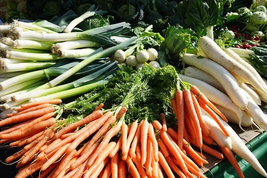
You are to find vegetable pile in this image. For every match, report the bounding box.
[1,0,267,178]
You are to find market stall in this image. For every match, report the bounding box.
[1,0,267,178]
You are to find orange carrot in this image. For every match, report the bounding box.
[0,119,33,135]
[140,119,149,166]
[148,123,159,162]
[0,106,55,127]
[166,156,187,178]
[190,85,228,122]
[41,143,70,171]
[109,136,122,158]
[15,103,52,115]
[116,107,128,119]
[159,130,188,174]
[94,102,104,111]
[121,122,128,158]
[122,121,138,160]
[5,148,28,163]
[17,130,44,147]
[0,117,56,140]
[87,122,122,167]
[125,156,141,178]
[135,143,142,161]
[191,93,210,136]
[157,137,169,158]
[70,140,99,170]
[158,151,175,178]
[100,159,112,178]
[111,152,119,178]
[118,157,127,178]
[152,119,162,130]
[183,89,202,147]
[202,133,215,145]
[160,113,167,131]
[90,157,110,178]
[131,153,148,178]
[219,146,245,178]
[66,113,114,153]
[85,142,116,177]
[51,150,77,178]
[144,140,153,176]
[175,89,184,148]
[17,99,62,111]
[54,109,104,139]
[199,101,230,137]
[129,120,143,157]
[151,155,159,178]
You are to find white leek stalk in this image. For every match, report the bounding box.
[12,20,57,34]
[6,50,60,61]
[12,39,53,50]
[0,24,11,34]
[1,37,14,46]
[1,62,55,72]
[57,48,96,58]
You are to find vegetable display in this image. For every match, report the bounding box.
[1,0,267,178]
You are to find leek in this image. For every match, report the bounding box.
[16,22,130,42]
[0,24,11,34]
[1,62,56,72]
[12,39,54,50]
[56,48,96,58]
[47,36,136,87]
[1,37,14,46]
[64,11,96,33]
[6,50,60,61]
[12,20,57,34]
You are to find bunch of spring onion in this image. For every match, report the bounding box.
[0,9,137,118]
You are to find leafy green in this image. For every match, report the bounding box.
[63,64,179,124]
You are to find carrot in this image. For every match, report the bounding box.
[109,136,122,158]
[17,130,45,147]
[0,106,55,127]
[191,93,210,136]
[17,99,62,111]
[90,157,110,178]
[202,133,215,145]
[122,121,138,160]
[85,142,116,177]
[148,123,159,162]
[18,128,55,167]
[199,101,230,137]
[160,113,167,131]
[140,119,149,166]
[62,160,85,178]
[94,102,104,111]
[129,120,143,157]
[0,114,55,140]
[111,152,119,178]
[66,112,114,153]
[38,162,58,178]
[121,122,128,159]
[15,103,52,115]
[186,163,207,178]
[192,140,224,160]
[131,153,148,178]
[135,143,142,161]
[144,140,153,176]
[5,148,28,163]
[51,150,77,178]
[100,159,112,178]
[152,120,162,130]
[159,130,188,174]
[87,122,122,167]
[175,89,185,148]
[70,140,99,170]
[15,157,48,178]
[170,97,178,120]
[0,117,56,140]
[151,155,159,178]
[184,112,197,144]
[157,137,169,158]
[158,151,175,178]
[166,156,187,178]
[183,89,202,148]
[190,85,228,122]
[125,156,141,178]
[219,146,245,178]
[41,143,70,171]
[0,119,33,135]
[54,109,104,139]
[116,107,128,119]
[118,157,127,178]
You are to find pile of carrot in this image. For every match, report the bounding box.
[0,85,245,178]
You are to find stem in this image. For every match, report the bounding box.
[12,20,57,34]
[30,79,107,103]
[64,11,96,33]
[0,24,11,33]
[6,50,60,61]
[12,39,53,50]
[51,40,100,53]
[1,62,55,72]
[57,48,96,58]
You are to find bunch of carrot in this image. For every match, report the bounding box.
[0,85,245,178]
